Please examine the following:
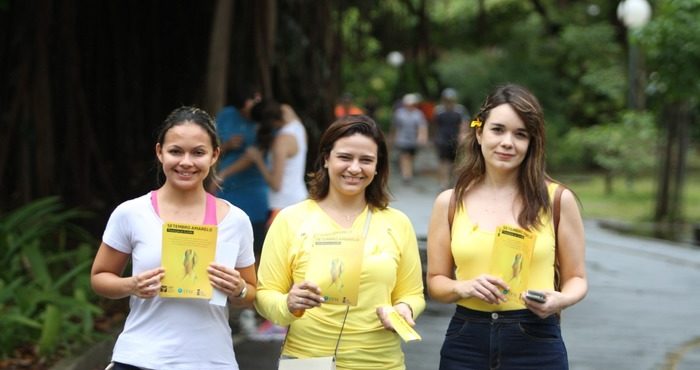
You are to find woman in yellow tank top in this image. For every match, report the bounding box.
[427,84,587,370]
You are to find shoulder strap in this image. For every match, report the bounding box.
[447,189,457,238]
[151,190,218,226]
[553,184,564,292]
[203,192,218,225]
[553,185,564,237]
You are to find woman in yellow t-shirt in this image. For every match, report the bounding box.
[255,115,425,370]
[427,84,587,370]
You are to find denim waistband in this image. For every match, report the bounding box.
[454,305,559,324]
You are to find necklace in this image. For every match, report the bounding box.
[341,209,363,222]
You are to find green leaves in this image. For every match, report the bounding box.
[640,0,700,102]
[565,110,658,191]
[0,197,103,358]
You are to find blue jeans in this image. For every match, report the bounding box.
[439,306,568,370]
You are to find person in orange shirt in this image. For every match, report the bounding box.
[335,93,365,118]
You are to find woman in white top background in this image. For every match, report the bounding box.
[247,100,309,220]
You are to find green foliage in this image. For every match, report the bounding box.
[639,0,700,103]
[565,111,658,185]
[0,197,103,358]
[561,170,700,225]
[557,23,626,123]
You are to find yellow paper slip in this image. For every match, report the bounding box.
[160,222,217,299]
[490,225,536,305]
[381,306,421,342]
[305,231,363,306]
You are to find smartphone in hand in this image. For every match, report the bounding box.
[524,290,546,303]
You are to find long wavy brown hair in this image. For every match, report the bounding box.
[307,115,390,210]
[453,84,551,230]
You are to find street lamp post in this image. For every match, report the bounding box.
[617,0,652,110]
[387,51,404,104]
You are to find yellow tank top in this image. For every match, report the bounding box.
[451,183,557,311]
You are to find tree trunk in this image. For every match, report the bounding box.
[669,101,690,223]
[604,171,614,195]
[254,0,276,97]
[205,0,233,115]
[655,106,674,222]
[655,101,690,224]
[33,0,54,198]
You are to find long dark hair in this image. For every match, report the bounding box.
[250,99,282,154]
[453,84,550,230]
[307,115,390,210]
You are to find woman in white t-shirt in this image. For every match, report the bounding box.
[247,100,309,222]
[91,106,256,370]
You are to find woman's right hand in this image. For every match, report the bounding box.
[287,281,324,314]
[244,147,263,164]
[454,274,509,305]
[130,267,165,299]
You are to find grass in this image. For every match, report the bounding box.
[555,171,700,243]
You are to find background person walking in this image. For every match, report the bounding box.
[433,88,469,189]
[391,93,428,184]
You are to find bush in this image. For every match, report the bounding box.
[0,197,103,360]
[564,110,658,191]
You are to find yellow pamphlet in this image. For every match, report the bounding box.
[381,306,422,342]
[305,231,363,306]
[160,222,217,299]
[490,225,535,303]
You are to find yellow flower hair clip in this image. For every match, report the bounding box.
[470,118,482,128]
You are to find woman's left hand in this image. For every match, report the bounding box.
[376,303,415,331]
[244,147,263,164]
[208,262,246,298]
[521,290,562,318]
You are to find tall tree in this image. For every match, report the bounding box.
[205,0,233,115]
[640,0,700,224]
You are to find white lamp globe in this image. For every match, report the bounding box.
[387,51,404,67]
[617,0,652,29]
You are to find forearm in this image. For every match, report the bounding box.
[254,289,297,325]
[427,274,462,303]
[230,281,257,308]
[91,272,136,300]
[559,276,587,309]
[220,156,253,179]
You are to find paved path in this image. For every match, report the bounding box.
[55,143,700,370]
[226,144,700,370]
[390,146,700,370]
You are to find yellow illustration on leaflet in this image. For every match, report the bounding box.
[160,222,217,299]
[305,231,363,306]
[490,225,535,305]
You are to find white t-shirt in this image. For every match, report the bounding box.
[269,119,308,209]
[102,193,255,370]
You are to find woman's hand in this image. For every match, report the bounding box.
[130,267,165,299]
[376,302,415,331]
[244,147,263,165]
[286,281,324,314]
[521,290,562,318]
[208,262,247,298]
[454,274,509,305]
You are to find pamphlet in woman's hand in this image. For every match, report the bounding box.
[380,305,422,342]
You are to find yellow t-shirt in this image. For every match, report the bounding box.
[255,199,425,370]
[452,183,558,311]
